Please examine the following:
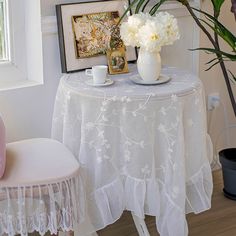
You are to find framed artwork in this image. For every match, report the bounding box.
[56,0,137,73]
[107,47,129,75]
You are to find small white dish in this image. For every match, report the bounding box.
[85,78,114,87]
[130,74,171,85]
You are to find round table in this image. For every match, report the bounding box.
[52,65,213,236]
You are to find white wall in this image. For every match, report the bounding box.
[0,9,62,142]
[0,35,61,142]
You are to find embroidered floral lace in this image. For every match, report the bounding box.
[0,173,85,236]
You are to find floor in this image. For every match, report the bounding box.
[98,170,236,236]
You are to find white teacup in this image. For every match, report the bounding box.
[85,65,108,84]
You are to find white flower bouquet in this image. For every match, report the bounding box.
[120,12,180,53]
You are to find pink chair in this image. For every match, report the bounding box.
[0,115,84,236]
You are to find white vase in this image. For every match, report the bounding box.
[137,48,161,82]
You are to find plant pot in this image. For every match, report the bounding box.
[219,148,236,200]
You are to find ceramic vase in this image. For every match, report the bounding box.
[137,48,161,82]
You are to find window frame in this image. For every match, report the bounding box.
[0,0,44,90]
[0,0,10,62]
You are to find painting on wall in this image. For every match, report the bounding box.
[72,11,120,58]
[56,0,137,73]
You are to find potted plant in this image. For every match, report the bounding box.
[120,0,236,199]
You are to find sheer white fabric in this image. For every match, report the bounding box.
[0,174,85,236]
[52,65,213,236]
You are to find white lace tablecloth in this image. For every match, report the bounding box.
[51,65,213,236]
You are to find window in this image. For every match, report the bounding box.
[0,0,9,62]
[0,0,44,90]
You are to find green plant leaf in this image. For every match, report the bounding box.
[199,18,236,51]
[205,58,232,71]
[211,0,225,17]
[192,7,236,51]
[135,0,146,13]
[118,0,140,25]
[206,57,222,65]
[228,70,236,83]
[190,47,236,61]
[204,57,231,70]
[149,0,167,15]
[142,0,151,12]
[205,59,222,71]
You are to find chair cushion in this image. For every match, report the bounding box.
[0,116,6,179]
[1,138,79,187]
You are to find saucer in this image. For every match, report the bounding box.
[129,74,171,85]
[85,79,114,87]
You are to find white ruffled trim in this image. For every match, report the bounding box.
[86,163,212,236]
[0,175,85,236]
[185,162,213,214]
[88,178,124,230]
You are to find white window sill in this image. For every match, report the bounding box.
[0,78,43,91]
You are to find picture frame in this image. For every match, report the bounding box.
[107,47,129,75]
[56,0,137,73]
